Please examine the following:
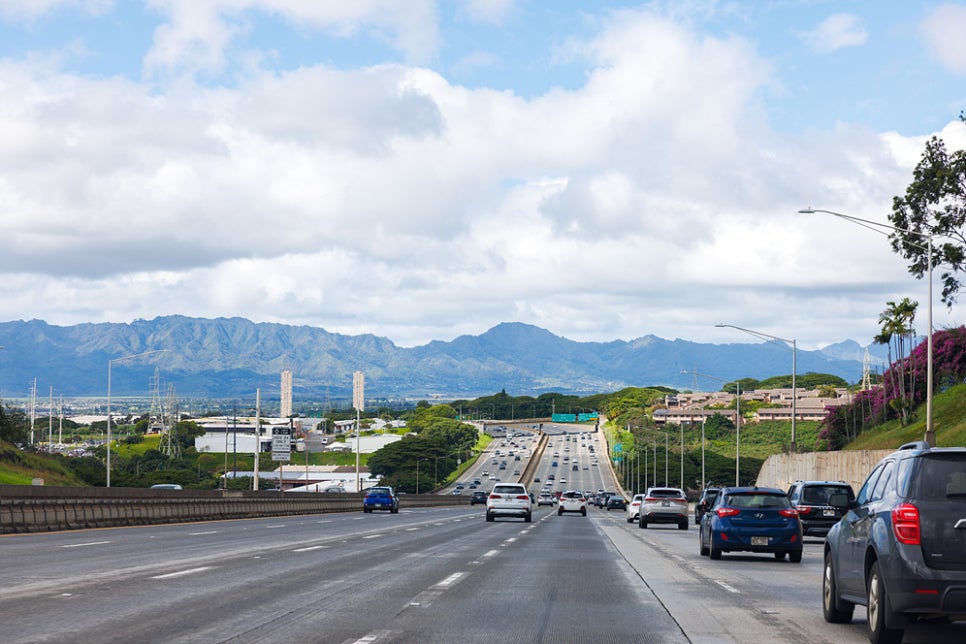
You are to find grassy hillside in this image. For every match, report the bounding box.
[0,441,89,486]
[844,382,966,450]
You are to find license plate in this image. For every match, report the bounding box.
[823,510,836,517]
[751,536,769,546]
[661,501,669,506]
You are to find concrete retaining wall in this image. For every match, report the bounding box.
[754,450,893,494]
[0,485,468,534]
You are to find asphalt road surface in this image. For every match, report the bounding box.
[3,426,964,643]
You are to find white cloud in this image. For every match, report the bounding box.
[144,0,439,76]
[1,5,963,351]
[920,3,966,75]
[0,0,111,22]
[800,13,868,54]
[461,0,516,25]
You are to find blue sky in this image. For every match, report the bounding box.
[1,0,965,356]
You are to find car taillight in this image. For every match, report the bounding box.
[778,509,799,518]
[892,503,921,545]
[489,494,500,500]
[797,506,812,514]
[716,507,741,518]
[515,495,530,500]
[672,497,686,504]
[644,497,658,502]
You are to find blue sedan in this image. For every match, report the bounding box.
[699,486,803,562]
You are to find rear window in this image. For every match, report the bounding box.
[368,487,391,495]
[562,491,581,499]
[494,485,525,495]
[725,493,790,509]
[913,454,966,501]
[801,485,853,505]
[649,489,682,497]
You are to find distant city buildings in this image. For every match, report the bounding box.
[280,370,293,417]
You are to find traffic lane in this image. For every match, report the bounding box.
[0,506,510,643]
[0,506,480,603]
[596,510,859,644]
[356,504,687,643]
[597,511,966,644]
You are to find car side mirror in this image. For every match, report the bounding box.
[828,492,853,509]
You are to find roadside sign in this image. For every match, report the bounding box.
[272,427,291,461]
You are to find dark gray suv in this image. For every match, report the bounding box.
[823,441,966,644]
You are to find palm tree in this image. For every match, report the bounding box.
[876,298,918,424]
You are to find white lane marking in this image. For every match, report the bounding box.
[189,531,218,536]
[482,549,499,559]
[714,579,740,594]
[265,524,286,529]
[293,545,329,552]
[434,572,466,588]
[502,537,517,545]
[317,520,333,524]
[405,527,419,531]
[61,541,111,548]
[350,630,392,643]
[151,566,212,579]
[362,534,382,539]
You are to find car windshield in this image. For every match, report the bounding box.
[801,485,852,504]
[726,493,789,508]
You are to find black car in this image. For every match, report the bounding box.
[694,486,720,525]
[470,490,488,505]
[786,480,854,536]
[606,495,627,511]
[823,441,966,644]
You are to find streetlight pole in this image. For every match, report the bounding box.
[107,349,167,487]
[716,323,798,452]
[684,370,742,486]
[800,208,935,446]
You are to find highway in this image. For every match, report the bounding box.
[2,426,963,643]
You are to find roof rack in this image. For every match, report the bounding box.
[898,440,930,451]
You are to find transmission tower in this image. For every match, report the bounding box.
[862,348,871,391]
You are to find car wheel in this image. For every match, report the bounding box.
[709,542,722,560]
[774,552,786,561]
[788,549,802,563]
[486,512,494,522]
[626,516,633,523]
[678,520,688,530]
[823,551,854,624]
[699,532,710,557]
[525,512,532,523]
[867,561,904,644]
[581,508,586,516]
[639,520,648,529]
[557,508,563,516]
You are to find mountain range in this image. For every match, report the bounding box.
[0,316,889,401]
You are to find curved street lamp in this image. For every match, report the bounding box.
[800,207,934,446]
[716,323,797,452]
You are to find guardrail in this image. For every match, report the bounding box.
[0,485,470,534]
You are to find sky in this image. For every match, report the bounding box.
[2,0,966,352]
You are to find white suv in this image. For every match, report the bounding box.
[557,490,587,516]
[626,493,645,523]
[486,483,532,522]
[639,487,689,530]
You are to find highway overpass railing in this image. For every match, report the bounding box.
[0,485,469,534]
